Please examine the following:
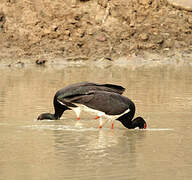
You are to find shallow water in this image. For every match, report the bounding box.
[0,63,192,180]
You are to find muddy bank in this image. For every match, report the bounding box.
[0,0,192,65]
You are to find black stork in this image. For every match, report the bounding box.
[37,82,125,122]
[57,90,147,129]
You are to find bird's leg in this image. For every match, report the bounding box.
[94,116,103,128]
[98,117,103,129]
[73,107,81,120]
[111,119,114,129]
[94,116,100,120]
[96,112,105,128]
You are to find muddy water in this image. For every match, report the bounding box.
[0,63,192,180]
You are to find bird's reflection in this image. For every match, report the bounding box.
[52,120,146,177]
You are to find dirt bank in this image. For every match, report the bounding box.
[0,0,192,65]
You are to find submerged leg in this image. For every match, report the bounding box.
[98,117,103,128]
[96,112,105,128]
[94,116,103,128]
[94,116,100,120]
[111,119,114,129]
[98,118,114,129]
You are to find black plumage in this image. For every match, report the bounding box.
[37,82,147,129]
[58,91,132,115]
[57,91,147,129]
[37,82,125,120]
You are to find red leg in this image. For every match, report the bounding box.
[94,116,100,120]
[111,121,114,129]
[98,117,103,129]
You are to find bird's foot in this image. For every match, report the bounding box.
[98,125,102,129]
[111,122,114,129]
[94,116,100,120]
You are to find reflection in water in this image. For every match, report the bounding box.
[0,64,192,180]
[52,127,146,179]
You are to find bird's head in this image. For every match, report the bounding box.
[132,117,147,129]
[37,113,56,120]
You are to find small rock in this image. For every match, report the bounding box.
[70,20,78,25]
[0,11,5,31]
[146,43,156,49]
[105,57,113,61]
[0,12,5,22]
[52,25,58,32]
[130,12,136,27]
[77,42,84,48]
[36,59,47,65]
[139,33,149,41]
[155,37,164,45]
[96,35,107,42]
[64,30,70,36]
[16,61,25,68]
[74,14,82,21]
[87,29,94,35]
[163,48,170,51]
[188,17,192,24]
[77,29,85,38]
[60,47,65,52]
[164,39,174,48]
[43,29,51,35]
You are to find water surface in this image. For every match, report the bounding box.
[0,63,192,180]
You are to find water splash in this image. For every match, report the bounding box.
[22,124,98,132]
[144,128,174,131]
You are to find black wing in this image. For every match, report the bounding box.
[57,91,130,115]
[55,81,125,100]
[57,91,95,108]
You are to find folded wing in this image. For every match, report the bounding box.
[56,82,125,101]
[57,91,129,115]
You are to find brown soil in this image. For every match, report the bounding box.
[0,0,192,64]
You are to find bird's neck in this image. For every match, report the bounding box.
[117,102,136,129]
[53,96,69,119]
[44,113,57,120]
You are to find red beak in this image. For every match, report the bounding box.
[144,123,147,129]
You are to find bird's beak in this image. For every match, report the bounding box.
[144,123,147,129]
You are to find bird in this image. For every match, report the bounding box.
[37,82,125,122]
[57,90,147,129]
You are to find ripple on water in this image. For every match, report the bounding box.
[22,124,99,132]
